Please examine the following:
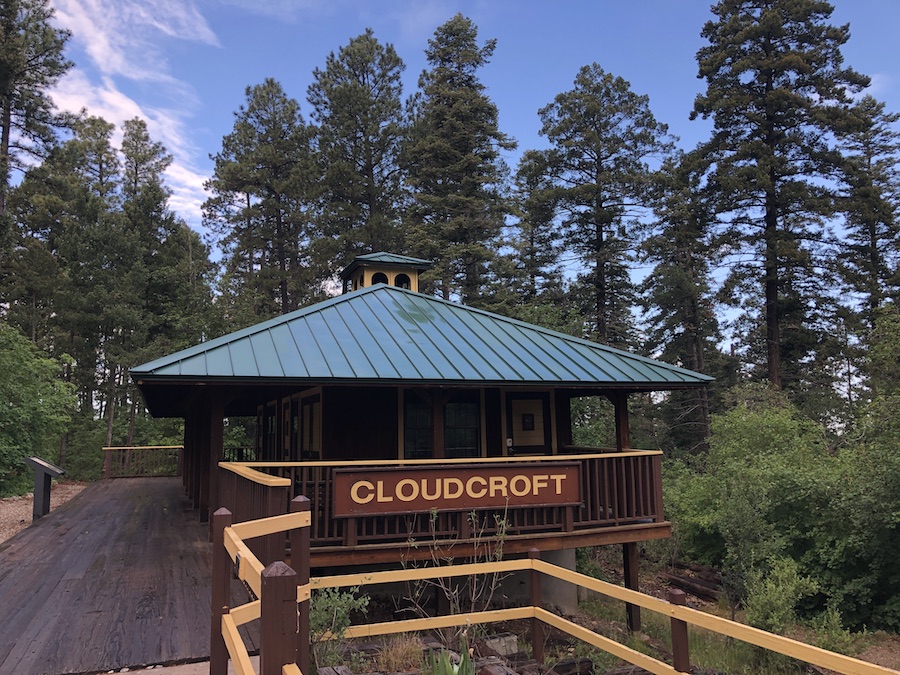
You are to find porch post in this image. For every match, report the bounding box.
[610,392,631,451]
[187,407,202,509]
[208,396,225,533]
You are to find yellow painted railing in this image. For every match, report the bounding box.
[211,494,898,675]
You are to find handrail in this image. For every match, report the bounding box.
[226,450,662,469]
[211,501,897,675]
[220,462,291,487]
[103,445,182,478]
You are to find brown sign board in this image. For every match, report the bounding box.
[333,463,581,517]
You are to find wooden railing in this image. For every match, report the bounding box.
[210,503,898,675]
[103,445,182,478]
[217,451,663,559]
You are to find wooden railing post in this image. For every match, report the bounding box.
[291,496,311,675]
[260,561,299,675]
[528,548,544,664]
[211,508,233,675]
[668,588,690,673]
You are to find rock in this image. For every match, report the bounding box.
[482,633,519,657]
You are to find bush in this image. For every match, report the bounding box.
[744,557,818,634]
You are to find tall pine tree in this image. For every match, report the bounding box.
[308,29,406,267]
[404,14,515,304]
[0,0,71,218]
[692,0,869,390]
[535,64,673,345]
[204,79,316,326]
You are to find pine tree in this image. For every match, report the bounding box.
[0,0,71,217]
[404,14,516,304]
[536,64,673,345]
[835,95,900,330]
[692,0,869,389]
[641,153,727,450]
[204,79,316,326]
[308,29,406,266]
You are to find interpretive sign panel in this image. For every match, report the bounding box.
[333,463,581,517]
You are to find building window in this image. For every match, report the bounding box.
[372,272,389,284]
[445,395,480,458]
[404,394,432,459]
[395,273,411,289]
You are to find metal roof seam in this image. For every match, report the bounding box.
[457,309,539,380]
[404,293,491,380]
[479,314,568,382]
[382,292,463,380]
[360,293,425,379]
[507,322,599,382]
[337,299,398,379]
[261,327,287,378]
[279,321,311,378]
[312,307,359,378]
[419,300,506,380]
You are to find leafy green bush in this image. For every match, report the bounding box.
[309,586,369,668]
[744,557,818,634]
[0,323,75,496]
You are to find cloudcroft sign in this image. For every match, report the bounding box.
[333,463,581,517]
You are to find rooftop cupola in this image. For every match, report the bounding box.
[339,252,433,294]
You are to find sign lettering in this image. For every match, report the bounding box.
[333,463,581,517]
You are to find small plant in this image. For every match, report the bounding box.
[810,607,860,655]
[425,645,474,675]
[401,507,510,645]
[309,586,370,668]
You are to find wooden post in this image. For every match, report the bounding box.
[291,496,311,675]
[610,392,631,451]
[528,548,544,664]
[668,588,690,673]
[210,508,233,675]
[623,542,641,632]
[260,561,299,675]
[208,397,225,534]
[103,449,111,479]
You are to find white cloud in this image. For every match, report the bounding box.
[53,0,218,83]
[47,0,220,227]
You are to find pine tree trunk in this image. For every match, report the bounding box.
[764,186,782,388]
[0,101,11,216]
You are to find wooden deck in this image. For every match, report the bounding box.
[0,478,236,674]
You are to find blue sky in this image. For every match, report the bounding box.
[47,1,900,228]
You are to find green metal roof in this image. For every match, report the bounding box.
[132,285,712,389]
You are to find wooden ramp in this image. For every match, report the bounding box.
[0,478,223,674]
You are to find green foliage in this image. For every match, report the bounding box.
[308,29,406,263]
[0,322,75,495]
[809,607,858,655]
[744,557,819,634]
[666,379,900,630]
[309,586,370,668]
[534,63,674,346]
[404,13,516,305]
[0,0,72,214]
[693,0,869,393]
[204,78,318,326]
[425,647,473,675]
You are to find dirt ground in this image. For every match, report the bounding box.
[0,481,87,544]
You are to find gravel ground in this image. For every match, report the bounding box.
[0,481,87,544]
